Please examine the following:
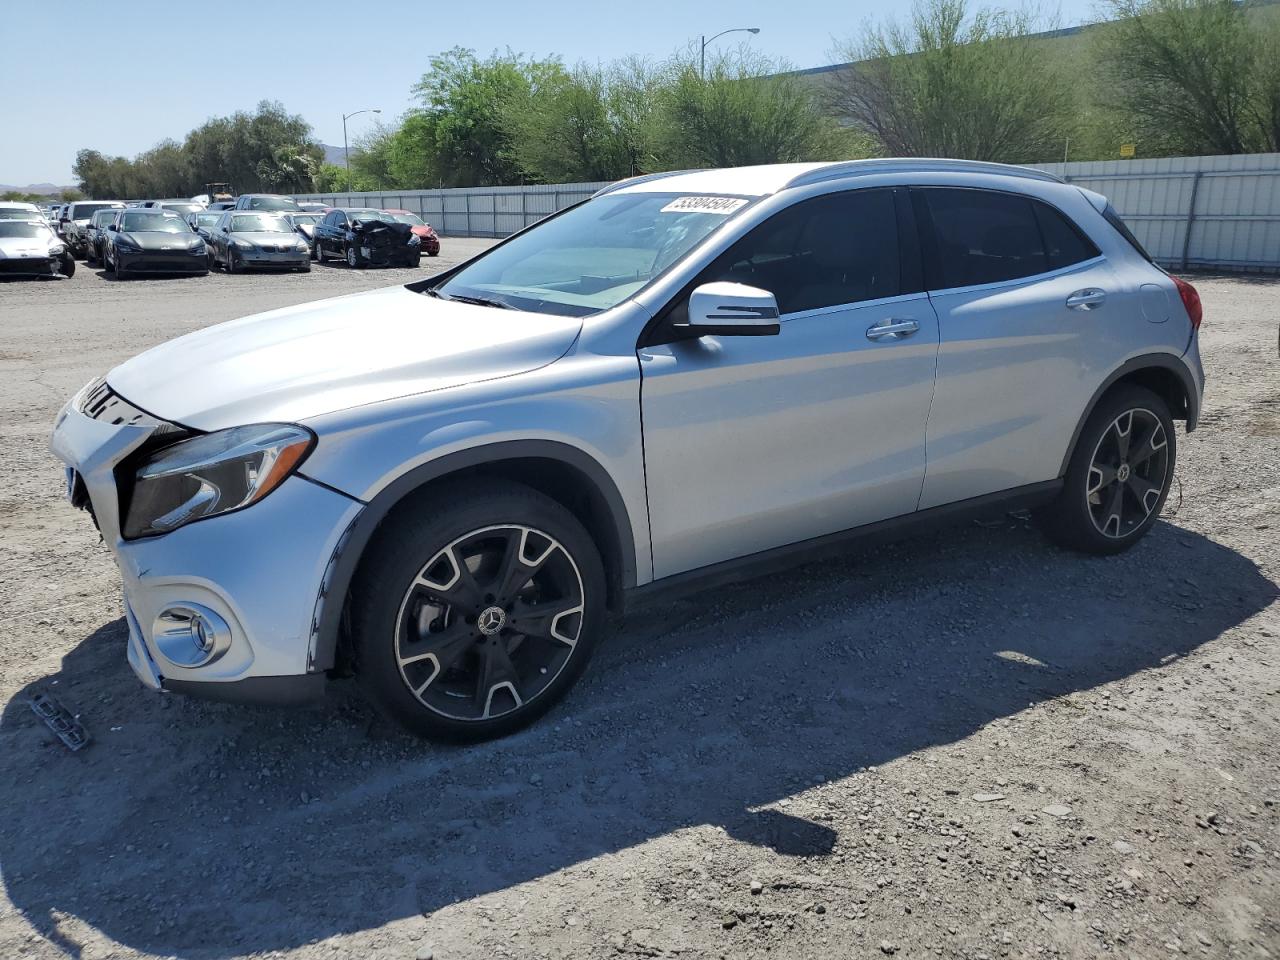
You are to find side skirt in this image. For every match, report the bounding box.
[623,479,1062,612]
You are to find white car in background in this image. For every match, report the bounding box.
[0,219,74,278]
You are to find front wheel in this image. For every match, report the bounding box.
[227,248,242,274]
[351,480,606,742]
[346,244,363,269]
[1037,385,1175,555]
[58,253,76,277]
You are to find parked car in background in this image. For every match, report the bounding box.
[296,201,329,213]
[187,210,223,249]
[207,201,236,212]
[0,201,47,221]
[208,211,310,273]
[103,208,209,278]
[47,204,64,230]
[84,208,122,266]
[0,220,74,278]
[143,199,205,217]
[61,201,126,258]
[313,207,421,268]
[384,209,440,257]
[284,212,322,253]
[231,193,301,213]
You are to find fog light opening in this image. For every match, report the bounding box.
[152,604,231,668]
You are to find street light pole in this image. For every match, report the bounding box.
[341,108,382,181]
[700,26,760,79]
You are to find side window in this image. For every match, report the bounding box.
[916,188,1047,288]
[700,189,901,315]
[1033,201,1099,270]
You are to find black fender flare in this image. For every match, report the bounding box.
[308,439,638,673]
[1057,352,1199,477]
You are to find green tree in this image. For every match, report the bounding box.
[502,60,662,182]
[1094,0,1261,155]
[653,51,851,169]
[825,0,1073,162]
[406,48,561,186]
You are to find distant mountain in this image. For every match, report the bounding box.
[319,144,346,166]
[0,183,75,197]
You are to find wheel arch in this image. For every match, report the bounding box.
[1058,353,1198,477]
[309,440,638,674]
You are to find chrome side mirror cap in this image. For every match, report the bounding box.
[682,281,780,337]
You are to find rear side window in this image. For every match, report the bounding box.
[1102,203,1153,262]
[701,189,902,315]
[915,188,1098,289]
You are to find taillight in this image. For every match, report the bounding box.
[1171,276,1202,330]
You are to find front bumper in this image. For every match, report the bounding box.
[50,395,364,700]
[116,248,208,274]
[238,247,309,269]
[0,256,61,277]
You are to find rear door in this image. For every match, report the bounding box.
[912,187,1115,508]
[639,188,941,579]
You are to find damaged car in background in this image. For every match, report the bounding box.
[312,207,422,268]
[0,219,75,278]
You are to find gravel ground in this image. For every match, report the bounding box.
[0,263,1277,960]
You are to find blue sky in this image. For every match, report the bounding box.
[0,0,1098,186]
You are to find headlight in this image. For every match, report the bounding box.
[122,423,314,539]
[191,241,206,254]
[49,244,66,256]
[408,235,421,245]
[231,238,253,250]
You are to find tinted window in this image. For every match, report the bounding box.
[1033,202,1099,270]
[699,189,901,315]
[917,189,1101,289]
[1103,203,1153,262]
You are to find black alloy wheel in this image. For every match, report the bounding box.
[352,481,605,741]
[1038,385,1176,555]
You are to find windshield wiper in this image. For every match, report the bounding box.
[445,293,513,310]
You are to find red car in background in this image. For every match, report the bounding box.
[384,209,440,256]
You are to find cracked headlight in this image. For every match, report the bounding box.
[122,423,315,539]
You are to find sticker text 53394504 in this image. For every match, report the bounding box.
[660,196,749,215]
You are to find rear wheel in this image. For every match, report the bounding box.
[351,480,606,742]
[1037,385,1175,555]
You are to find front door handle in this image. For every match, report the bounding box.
[866,318,920,341]
[1066,288,1107,311]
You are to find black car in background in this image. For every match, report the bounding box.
[84,208,121,266]
[103,208,208,278]
[312,207,421,268]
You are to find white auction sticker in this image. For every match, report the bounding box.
[660,196,748,215]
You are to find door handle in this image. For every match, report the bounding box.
[1066,288,1107,311]
[866,318,920,341]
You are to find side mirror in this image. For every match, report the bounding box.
[107,224,117,232]
[682,282,781,337]
[221,226,229,232]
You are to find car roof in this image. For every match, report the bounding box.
[600,159,1063,199]
[0,201,41,209]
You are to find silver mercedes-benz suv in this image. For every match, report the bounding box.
[51,159,1205,741]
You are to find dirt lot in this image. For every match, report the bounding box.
[0,262,1277,960]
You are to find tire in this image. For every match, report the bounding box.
[227,248,242,274]
[84,243,96,267]
[346,243,364,269]
[311,241,321,262]
[110,251,124,280]
[298,263,311,273]
[351,479,606,742]
[59,253,75,278]
[1037,385,1176,555]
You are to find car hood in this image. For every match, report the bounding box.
[106,285,583,431]
[0,236,55,257]
[121,232,203,251]
[232,231,305,247]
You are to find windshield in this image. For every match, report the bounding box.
[288,214,319,226]
[230,214,290,233]
[194,213,221,228]
[92,211,117,226]
[245,195,301,212]
[347,209,394,223]
[120,212,189,233]
[160,202,203,214]
[0,208,41,220]
[0,222,51,239]
[391,212,425,226]
[435,193,753,316]
[71,203,120,220]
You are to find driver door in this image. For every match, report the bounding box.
[639,188,940,580]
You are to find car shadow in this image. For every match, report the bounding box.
[1,518,1275,956]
